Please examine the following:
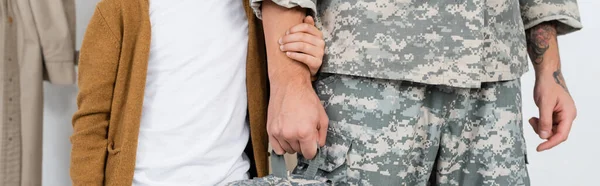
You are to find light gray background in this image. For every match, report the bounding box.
[42,0,600,185]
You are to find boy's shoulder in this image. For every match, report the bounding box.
[96,0,144,14]
[95,0,147,28]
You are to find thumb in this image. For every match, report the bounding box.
[528,117,540,134]
[538,99,555,139]
[304,16,315,26]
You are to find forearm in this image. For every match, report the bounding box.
[70,6,119,183]
[261,0,310,86]
[526,21,569,91]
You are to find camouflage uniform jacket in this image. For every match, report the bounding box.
[251,0,582,88]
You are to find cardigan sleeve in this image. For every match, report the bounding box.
[70,5,120,186]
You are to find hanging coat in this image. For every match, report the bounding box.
[0,0,76,185]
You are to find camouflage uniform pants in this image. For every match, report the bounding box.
[295,74,530,186]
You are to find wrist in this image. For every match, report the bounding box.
[269,71,312,89]
[534,67,558,79]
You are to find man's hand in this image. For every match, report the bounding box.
[261,0,328,159]
[526,22,577,152]
[268,78,328,159]
[529,71,577,152]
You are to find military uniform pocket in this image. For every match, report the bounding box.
[297,131,352,173]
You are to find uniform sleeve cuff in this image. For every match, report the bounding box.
[523,15,583,35]
[521,1,583,35]
[250,0,317,20]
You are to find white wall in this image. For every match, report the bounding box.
[41,1,600,185]
[42,0,98,185]
[521,0,600,185]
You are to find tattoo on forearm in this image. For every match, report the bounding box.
[526,23,557,65]
[553,69,569,93]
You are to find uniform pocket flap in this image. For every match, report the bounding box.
[299,132,352,172]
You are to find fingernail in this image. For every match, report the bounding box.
[540,131,550,139]
[286,52,291,56]
[279,45,284,51]
[278,38,282,44]
[285,30,289,35]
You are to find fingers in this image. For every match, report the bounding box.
[537,99,556,139]
[278,139,296,154]
[275,127,320,157]
[299,130,319,159]
[279,130,300,154]
[279,32,324,76]
[318,109,329,147]
[270,124,296,154]
[269,135,285,155]
[285,52,320,76]
[290,141,301,153]
[304,16,315,25]
[537,99,576,152]
[280,42,323,76]
[280,42,323,59]
[528,117,539,134]
[288,17,322,39]
[537,115,574,151]
[281,16,325,77]
[279,32,325,49]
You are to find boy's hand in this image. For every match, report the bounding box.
[278,16,325,77]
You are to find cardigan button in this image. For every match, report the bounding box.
[107,141,120,154]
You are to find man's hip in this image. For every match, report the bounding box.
[294,73,530,186]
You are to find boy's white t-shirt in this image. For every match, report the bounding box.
[133,0,250,185]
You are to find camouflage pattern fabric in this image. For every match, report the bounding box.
[226,175,330,186]
[250,0,582,88]
[226,149,331,186]
[292,74,529,186]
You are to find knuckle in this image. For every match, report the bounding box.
[309,59,320,68]
[302,43,309,50]
[281,36,290,43]
[296,129,311,140]
[267,128,273,135]
[269,128,281,137]
[281,130,295,140]
[318,39,326,46]
[301,33,310,41]
[534,96,543,105]
[539,118,552,125]
[301,23,310,30]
